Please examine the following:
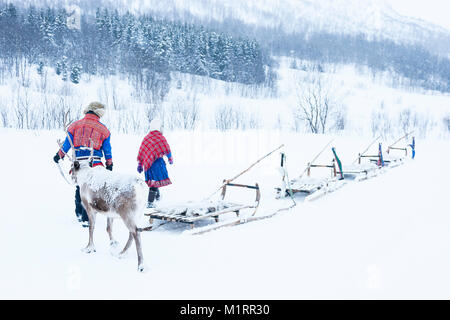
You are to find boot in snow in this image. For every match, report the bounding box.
[147,188,158,208]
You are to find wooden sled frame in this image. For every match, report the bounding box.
[381,132,414,166]
[277,145,378,200]
[318,146,380,180]
[386,132,413,157]
[383,145,408,167]
[145,182,261,229]
[387,146,408,156]
[276,148,343,199]
[360,154,402,166]
[359,146,404,167]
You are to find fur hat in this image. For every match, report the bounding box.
[150,118,162,132]
[83,101,106,118]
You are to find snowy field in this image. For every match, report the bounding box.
[1,128,450,299]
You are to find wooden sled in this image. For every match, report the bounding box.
[337,145,382,180]
[359,143,406,169]
[384,132,414,167]
[280,175,347,202]
[358,147,404,168]
[145,182,260,229]
[382,138,410,167]
[276,144,347,201]
[143,145,288,232]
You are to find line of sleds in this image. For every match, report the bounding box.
[144,132,415,234]
[276,132,414,202]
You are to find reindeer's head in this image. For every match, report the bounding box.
[64,128,94,184]
[70,160,81,184]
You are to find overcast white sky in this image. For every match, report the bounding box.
[384,0,450,30]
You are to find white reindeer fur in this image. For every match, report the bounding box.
[73,161,149,272]
[74,162,147,216]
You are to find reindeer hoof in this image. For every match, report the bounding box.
[138,264,148,273]
[81,246,96,254]
[117,252,128,259]
[110,240,119,248]
[109,241,121,256]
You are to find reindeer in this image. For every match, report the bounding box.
[61,131,149,272]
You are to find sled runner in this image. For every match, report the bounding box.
[145,182,260,229]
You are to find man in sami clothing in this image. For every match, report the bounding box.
[53,102,113,227]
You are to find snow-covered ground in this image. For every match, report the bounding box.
[1,128,449,299]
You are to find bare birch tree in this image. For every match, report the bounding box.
[293,71,336,134]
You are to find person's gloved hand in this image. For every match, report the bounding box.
[53,153,61,164]
[106,163,113,171]
[137,164,143,173]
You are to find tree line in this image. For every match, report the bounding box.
[0,3,267,85]
[271,32,450,93]
[192,15,450,93]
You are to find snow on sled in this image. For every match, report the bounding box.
[276,140,347,202]
[339,162,380,181]
[145,182,261,230]
[282,175,347,202]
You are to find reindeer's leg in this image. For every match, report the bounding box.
[118,233,134,258]
[81,200,96,254]
[121,216,146,272]
[107,218,119,248]
[132,228,146,272]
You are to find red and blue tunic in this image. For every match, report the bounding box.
[137,130,172,188]
[58,113,112,167]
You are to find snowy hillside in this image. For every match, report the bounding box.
[10,0,450,56]
[129,0,450,57]
[1,129,450,299]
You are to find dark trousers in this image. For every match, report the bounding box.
[75,186,89,223]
